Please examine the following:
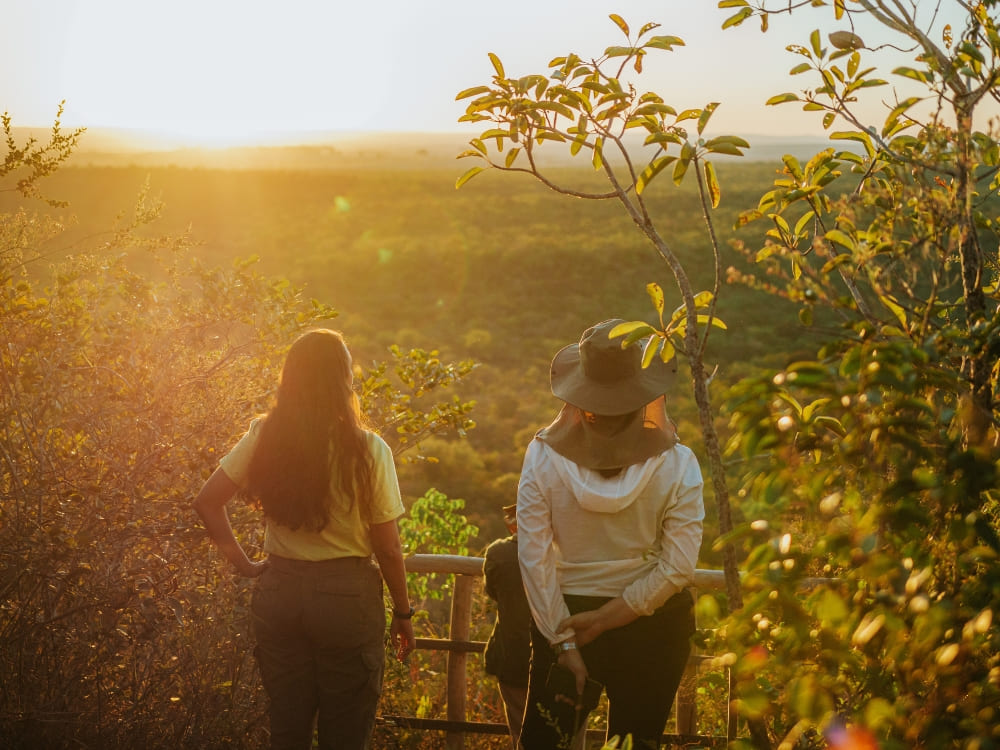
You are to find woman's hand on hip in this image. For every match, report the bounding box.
[236,558,269,578]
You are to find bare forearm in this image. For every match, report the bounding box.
[199,507,253,570]
[194,468,256,576]
[596,596,640,631]
[370,520,412,612]
[375,546,410,611]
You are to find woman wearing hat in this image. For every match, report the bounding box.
[516,319,705,750]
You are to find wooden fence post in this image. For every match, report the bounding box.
[445,574,475,750]
[675,587,698,736]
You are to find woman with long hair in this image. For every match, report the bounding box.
[194,329,414,750]
[517,319,704,750]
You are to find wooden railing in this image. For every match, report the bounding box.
[380,554,734,749]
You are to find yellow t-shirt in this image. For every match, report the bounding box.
[219,418,405,560]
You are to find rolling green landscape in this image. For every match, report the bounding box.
[8,149,812,549]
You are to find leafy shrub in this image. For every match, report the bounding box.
[0,115,477,749]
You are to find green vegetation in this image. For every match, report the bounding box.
[0,156,806,549]
[454,1,1000,748]
[5,1,1000,748]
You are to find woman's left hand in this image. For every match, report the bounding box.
[558,597,639,647]
[390,616,416,661]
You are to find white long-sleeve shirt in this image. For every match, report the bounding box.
[517,437,704,645]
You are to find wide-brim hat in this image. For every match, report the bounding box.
[550,319,675,416]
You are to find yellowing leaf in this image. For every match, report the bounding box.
[646,282,665,316]
[488,52,505,79]
[609,13,629,36]
[696,314,728,330]
[705,161,721,208]
[455,166,484,189]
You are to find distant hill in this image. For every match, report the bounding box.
[10,127,857,170]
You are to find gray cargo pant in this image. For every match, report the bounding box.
[251,555,385,750]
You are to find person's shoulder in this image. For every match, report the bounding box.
[484,534,517,558]
[666,441,697,461]
[363,430,392,457]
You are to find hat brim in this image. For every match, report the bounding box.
[550,341,676,415]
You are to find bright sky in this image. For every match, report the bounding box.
[0,0,975,146]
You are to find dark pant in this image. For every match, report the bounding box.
[251,555,386,750]
[520,590,695,750]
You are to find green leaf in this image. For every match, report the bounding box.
[673,143,694,185]
[592,137,604,171]
[697,102,719,135]
[642,335,661,368]
[718,0,749,6]
[645,35,685,51]
[825,228,855,250]
[893,66,930,84]
[885,96,921,124]
[704,134,750,149]
[610,321,656,347]
[504,147,520,168]
[535,100,576,119]
[634,102,677,116]
[455,86,491,101]
[645,132,682,147]
[767,92,799,105]
[609,320,654,338]
[789,62,812,75]
[535,131,567,143]
[794,210,815,236]
[705,161,721,208]
[609,13,629,36]
[882,294,908,329]
[810,28,822,57]
[455,166,484,189]
[696,314,727,330]
[722,7,753,29]
[636,155,676,194]
[488,52,505,79]
[605,45,639,59]
[692,290,714,308]
[847,50,860,78]
[659,339,676,362]
[707,142,745,156]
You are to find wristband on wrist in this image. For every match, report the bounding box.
[554,640,577,654]
[393,606,415,620]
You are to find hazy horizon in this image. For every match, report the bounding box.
[4,0,978,149]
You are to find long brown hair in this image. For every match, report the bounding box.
[246,329,374,531]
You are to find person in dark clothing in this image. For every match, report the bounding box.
[483,504,532,749]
